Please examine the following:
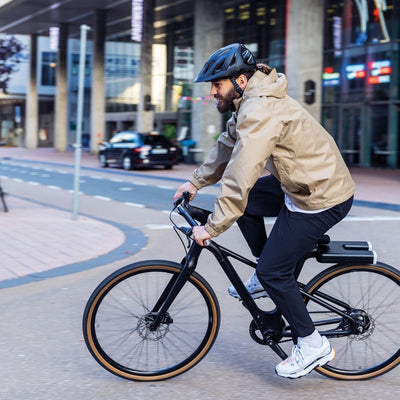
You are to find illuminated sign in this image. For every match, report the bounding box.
[49,26,60,51]
[369,60,392,76]
[333,16,342,55]
[323,79,341,87]
[368,75,390,84]
[322,67,341,86]
[323,72,340,80]
[131,0,144,42]
[368,59,391,84]
[346,64,366,79]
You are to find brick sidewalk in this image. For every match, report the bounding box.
[0,197,125,284]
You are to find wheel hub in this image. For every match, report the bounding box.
[346,309,375,340]
[137,312,173,341]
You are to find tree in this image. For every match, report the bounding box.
[0,35,25,94]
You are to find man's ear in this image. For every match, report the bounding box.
[237,74,248,90]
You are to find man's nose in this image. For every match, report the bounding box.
[210,84,217,96]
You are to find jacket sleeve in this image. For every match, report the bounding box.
[204,98,283,237]
[189,116,236,189]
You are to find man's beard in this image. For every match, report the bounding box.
[215,86,237,114]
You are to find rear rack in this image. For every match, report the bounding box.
[316,241,377,264]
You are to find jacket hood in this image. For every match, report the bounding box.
[232,69,288,110]
[245,69,288,99]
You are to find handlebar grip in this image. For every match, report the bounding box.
[173,191,192,207]
[177,204,198,227]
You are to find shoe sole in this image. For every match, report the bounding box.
[228,290,269,300]
[275,347,336,379]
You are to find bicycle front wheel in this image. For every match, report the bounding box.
[83,260,220,381]
[304,262,400,380]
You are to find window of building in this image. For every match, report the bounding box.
[105,39,140,114]
[41,51,57,86]
[224,0,286,68]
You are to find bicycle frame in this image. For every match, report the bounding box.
[150,226,360,361]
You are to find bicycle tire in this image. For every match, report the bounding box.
[83,260,221,381]
[303,262,400,380]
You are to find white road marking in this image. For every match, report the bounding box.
[141,224,172,230]
[124,202,145,208]
[94,196,112,201]
[156,185,173,190]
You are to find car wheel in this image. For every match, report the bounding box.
[99,154,108,168]
[122,156,133,170]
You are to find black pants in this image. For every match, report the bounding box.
[237,175,353,338]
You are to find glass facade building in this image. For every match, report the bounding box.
[0,0,399,167]
[322,0,400,168]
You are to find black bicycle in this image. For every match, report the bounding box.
[83,192,400,381]
[0,177,8,212]
[0,144,8,212]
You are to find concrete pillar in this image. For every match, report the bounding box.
[90,10,106,153]
[54,24,69,151]
[25,34,38,149]
[285,0,324,121]
[192,0,224,162]
[137,0,155,132]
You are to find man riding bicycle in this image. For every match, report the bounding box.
[173,43,355,378]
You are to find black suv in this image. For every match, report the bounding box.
[99,131,178,170]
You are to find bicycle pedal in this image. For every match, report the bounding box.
[251,291,269,300]
[236,291,270,301]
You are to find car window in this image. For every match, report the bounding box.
[110,132,138,144]
[141,135,170,146]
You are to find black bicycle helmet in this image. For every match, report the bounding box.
[194,43,256,83]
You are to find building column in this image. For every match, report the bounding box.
[137,0,155,133]
[90,9,106,153]
[54,23,69,151]
[286,0,324,121]
[25,34,38,149]
[192,0,224,162]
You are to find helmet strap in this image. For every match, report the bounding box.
[230,77,244,97]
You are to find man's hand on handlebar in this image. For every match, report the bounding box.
[192,226,212,247]
[173,181,198,202]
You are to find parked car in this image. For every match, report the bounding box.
[98,131,178,170]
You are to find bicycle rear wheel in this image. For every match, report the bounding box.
[304,262,400,380]
[83,260,220,381]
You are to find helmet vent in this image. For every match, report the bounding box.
[228,54,237,68]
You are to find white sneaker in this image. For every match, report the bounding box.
[228,271,268,299]
[275,336,335,379]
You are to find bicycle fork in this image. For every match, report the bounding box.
[148,244,203,331]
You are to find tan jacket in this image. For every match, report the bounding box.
[189,69,355,237]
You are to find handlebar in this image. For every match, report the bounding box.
[173,191,211,246]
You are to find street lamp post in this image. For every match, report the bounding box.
[72,24,91,220]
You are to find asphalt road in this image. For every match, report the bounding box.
[1,162,400,400]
